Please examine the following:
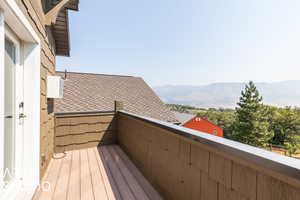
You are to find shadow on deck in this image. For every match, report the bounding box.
[33,145,162,200]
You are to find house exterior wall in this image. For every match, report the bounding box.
[183,116,223,137]
[17,0,56,178]
[118,112,300,200]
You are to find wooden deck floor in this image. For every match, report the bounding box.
[33,145,162,200]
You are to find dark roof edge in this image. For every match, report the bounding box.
[55,110,115,115]
[55,110,115,117]
[56,71,137,78]
[118,111,300,184]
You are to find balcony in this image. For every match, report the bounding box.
[33,110,300,200]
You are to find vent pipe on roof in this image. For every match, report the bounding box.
[64,69,67,80]
[114,101,124,113]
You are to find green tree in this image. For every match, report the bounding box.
[270,107,300,147]
[232,81,273,147]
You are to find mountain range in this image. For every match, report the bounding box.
[153,80,300,108]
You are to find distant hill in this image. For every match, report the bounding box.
[154,80,300,108]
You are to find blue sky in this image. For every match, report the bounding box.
[57,0,300,87]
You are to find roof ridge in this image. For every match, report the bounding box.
[56,71,137,78]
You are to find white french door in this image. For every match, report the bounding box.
[3,26,24,189]
[0,1,41,199]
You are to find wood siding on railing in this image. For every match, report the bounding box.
[55,112,116,153]
[117,112,300,200]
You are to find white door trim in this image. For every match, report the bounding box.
[0,0,39,42]
[0,9,5,191]
[0,0,41,199]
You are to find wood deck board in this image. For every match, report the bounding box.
[53,152,72,200]
[33,145,162,200]
[41,158,63,200]
[80,149,94,200]
[67,150,80,200]
[32,159,55,200]
[87,148,109,200]
[107,146,150,200]
[94,147,122,200]
[113,146,164,200]
[100,147,137,200]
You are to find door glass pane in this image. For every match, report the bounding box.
[4,38,16,185]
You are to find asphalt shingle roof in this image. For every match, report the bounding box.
[172,111,196,125]
[54,71,176,122]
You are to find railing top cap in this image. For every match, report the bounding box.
[55,110,115,116]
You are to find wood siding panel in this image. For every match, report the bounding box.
[218,184,248,200]
[209,152,232,188]
[257,173,300,200]
[191,143,209,173]
[54,113,117,153]
[200,172,218,200]
[117,112,300,200]
[232,162,257,200]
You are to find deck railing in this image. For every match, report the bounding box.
[54,110,116,153]
[117,111,300,200]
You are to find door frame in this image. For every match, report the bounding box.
[0,0,41,199]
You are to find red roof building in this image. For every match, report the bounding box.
[173,111,223,137]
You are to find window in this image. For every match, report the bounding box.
[195,117,201,122]
[3,37,17,186]
[213,130,217,135]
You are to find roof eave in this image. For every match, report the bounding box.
[53,0,79,56]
